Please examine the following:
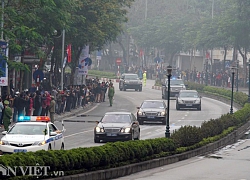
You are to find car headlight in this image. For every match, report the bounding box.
[178,99,183,103]
[195,99,201,103]
[121,127,131,133]
[138,111,144,116]
[33,140,46,146]
[0,140,9,145]
[95,127,104,133]
[161,111,166,116]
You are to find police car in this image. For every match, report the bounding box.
[0,116,65,153]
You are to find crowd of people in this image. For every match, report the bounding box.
[0,77,115,131]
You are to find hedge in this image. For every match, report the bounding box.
[1,82,250,179]
[88,70,117,79]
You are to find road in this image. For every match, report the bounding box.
[53,80,236,150]
[115,138,250,180]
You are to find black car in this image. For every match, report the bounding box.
[137,100,167,125]
[176,90,201,110]
[162,79,186,99]
[119,73,142,91]
[94,112,140,143]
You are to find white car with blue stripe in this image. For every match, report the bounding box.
[0,116,65,153]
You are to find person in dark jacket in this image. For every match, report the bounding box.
[33,91,42,116]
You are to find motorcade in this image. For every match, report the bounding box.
[162,78,186,99]
[0,116,65,153]
[119,73,142,91]
[137,100,167,125]
[176,90,202,110]
[94,112,140,143]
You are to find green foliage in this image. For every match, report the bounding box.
[88,70,116,79]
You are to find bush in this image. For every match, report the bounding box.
[88,70,116,79]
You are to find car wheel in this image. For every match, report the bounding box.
[123,86,126,91]
[60,143,64,150]
[138,119,144,125]
[197,105,201,111]
[48,144,51,151]
[135,88,138,91]
[139,87,142,92]
[94,138,100,143]
[176,103,180,110]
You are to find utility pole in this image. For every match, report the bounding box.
[211,0,214,75]
[60,29,65,90]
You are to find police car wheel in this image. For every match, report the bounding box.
[48,144,52,151]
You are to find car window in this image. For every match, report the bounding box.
[101,114,131,123]
[49,124,57,132]
[166,79,184,85]
[125,74,139,80]
[141,101,165,109]
[8,124,47,135]
[180,92,198,98]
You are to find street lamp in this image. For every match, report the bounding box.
[165,65,172,138]
[230,65,237,114]
[236,60,239,92]
[205,59,208,86]
[248,60,250,102]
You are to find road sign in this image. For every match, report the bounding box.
[116,58,122,66]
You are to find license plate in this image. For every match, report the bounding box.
[186,104,192,106]
[14,149,27,153]
[148,116,155,119]
[107,133,117,136]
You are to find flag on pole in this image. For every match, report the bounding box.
[78,45,89,75]
[139,49,144,57]
[67,44,71,63]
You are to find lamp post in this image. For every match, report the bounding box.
[230,65,237,114]
[236,60,239,92]
[205,59,208,86]
[165,65,172,138]
[248,60,250,102]
[60,29,65,90]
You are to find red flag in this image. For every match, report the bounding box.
[206,51,210,59]
[67,44,72,63]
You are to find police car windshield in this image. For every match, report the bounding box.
[180,92,198,98]
[141,101,164,109]
[101,114,131,123]
[125,75,139,80]
[166,79,184,85]
[8,124,47,135]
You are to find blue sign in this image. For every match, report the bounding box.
[154,56,162,63]
[33,69,44,82]
[0,41,8,86]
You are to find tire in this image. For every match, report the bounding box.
[94,138,100,143]
[48,144,51,151]
[123,86,126,91]
[176,103,180,110]
[135,88,138,91]
[60,143,64,150]
[139,87,142,92]
[197,105,201,111]
[138,119,144,125]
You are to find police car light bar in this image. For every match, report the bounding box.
[18,116,50,122]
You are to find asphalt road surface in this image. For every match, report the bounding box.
[53,80,236,150]
[115,138,250,180]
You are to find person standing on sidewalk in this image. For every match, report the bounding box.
[49,96,56,123]
[143,71,147,86]
[108,83,115,107]
[0,98,4,127]
[3,100,12,131]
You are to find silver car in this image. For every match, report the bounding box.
[176,90,201,110]
[94,112,140,143]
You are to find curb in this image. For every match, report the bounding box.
[152,85,162,90]
[54,103,97,122]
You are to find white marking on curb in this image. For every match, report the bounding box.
[82,103,100,114]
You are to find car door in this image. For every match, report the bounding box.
[131,113,140,139]
[48,124,59,150]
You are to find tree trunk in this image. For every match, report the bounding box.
[223,46,227,72]
[70,46,82,85]
[19,51,24,91]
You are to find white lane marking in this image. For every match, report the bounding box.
[181,117,184,119]
[178,120,182,122]
[83,104,100,114]
[184,114,188,117]
[65,130,92,138]
[146,132,152,134]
